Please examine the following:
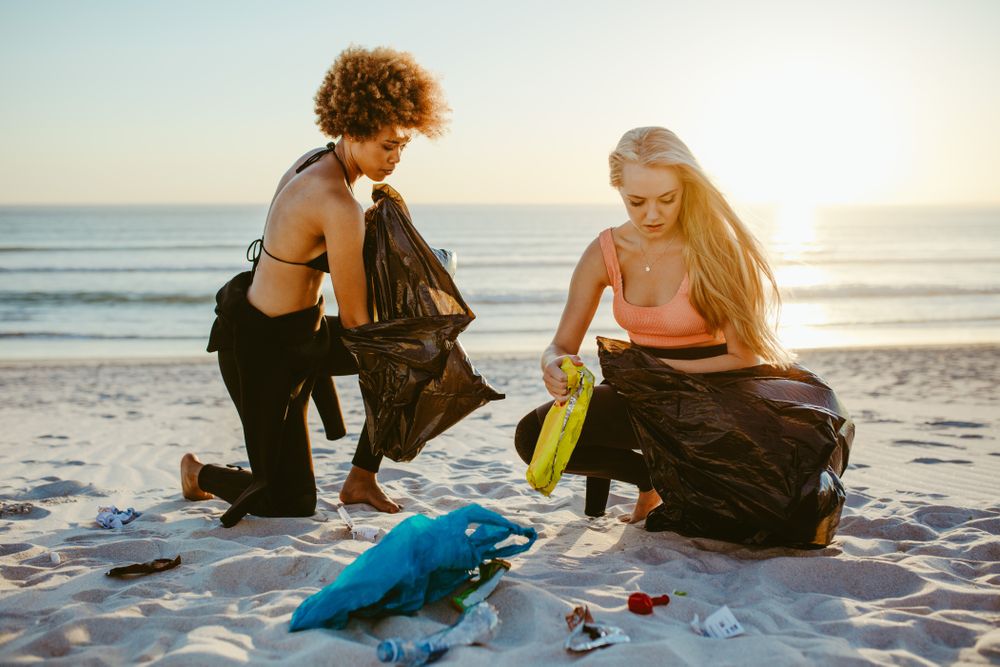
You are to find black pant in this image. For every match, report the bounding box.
[514,384,652,517]
[199,272,382,526]
[514,343,729,517]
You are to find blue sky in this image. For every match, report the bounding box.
[1,0,998,205]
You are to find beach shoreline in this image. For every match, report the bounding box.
[1,344,998,664]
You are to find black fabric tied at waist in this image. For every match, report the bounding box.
[206,270,347,443]
[635,342,728,360]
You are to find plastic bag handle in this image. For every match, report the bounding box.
[460,505,538,559]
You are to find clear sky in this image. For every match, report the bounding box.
[1,0,998,206]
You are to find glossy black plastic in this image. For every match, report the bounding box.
[598,337,854,548]
[340,185,503,462]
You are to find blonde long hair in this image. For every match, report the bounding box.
[609,127,793,367]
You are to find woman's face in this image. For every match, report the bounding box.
[619,162,683,238]
[353,127,411,181]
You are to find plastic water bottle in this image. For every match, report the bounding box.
[376,602,499,666]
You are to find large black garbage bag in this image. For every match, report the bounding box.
[597,337,854,548]
[340,184,503,462]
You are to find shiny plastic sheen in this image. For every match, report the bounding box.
[340,185,503,462]
[526,359,596,495]
[598,337,854,548]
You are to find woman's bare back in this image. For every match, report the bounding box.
[246,150,359,317]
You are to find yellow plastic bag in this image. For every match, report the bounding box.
[526,358,595,495]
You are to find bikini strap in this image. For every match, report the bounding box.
[248,141,350,277]
[296,141,337,173]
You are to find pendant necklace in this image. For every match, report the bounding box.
[638,232,677,272]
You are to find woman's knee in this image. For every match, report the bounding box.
[514,409,544,464]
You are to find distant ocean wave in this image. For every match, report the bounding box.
[3,283,998,309]
[467,284,1000,304]
[0,332,204,340]
[0,243,242,253]
[782,284,1000,300]
[811,314,1000,328]
[0,266,239,274]
[0,291,213,305]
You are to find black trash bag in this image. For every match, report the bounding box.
[340,184,503,462]
[597,337,854,548]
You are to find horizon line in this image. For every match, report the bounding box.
[2,200,1000,209]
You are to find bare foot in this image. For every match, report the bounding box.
[339,466,400,513]
[180,453,213,501]
[619,489,662,524]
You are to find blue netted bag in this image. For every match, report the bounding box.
[290,503,537,631]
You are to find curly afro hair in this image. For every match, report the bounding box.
[314,45,450,141]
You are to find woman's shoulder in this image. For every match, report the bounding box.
[273,152,359,226]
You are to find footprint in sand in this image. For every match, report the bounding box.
[892,439,964,450]
[925,419,987,429]
[909,457,973,465]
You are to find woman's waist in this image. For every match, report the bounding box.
[633,341,728,360]
[245,274,325,320]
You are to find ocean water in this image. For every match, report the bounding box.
[1,202,998,360]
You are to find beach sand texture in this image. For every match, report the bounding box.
[1,346,998,665]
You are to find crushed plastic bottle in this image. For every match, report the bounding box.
[376,601,500,666]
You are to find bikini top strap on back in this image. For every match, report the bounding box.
[247,141,349,276]
[296,142,338,174]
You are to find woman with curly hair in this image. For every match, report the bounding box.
[180,46,449,526]
[514,126,794,525]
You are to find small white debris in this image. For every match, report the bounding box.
[691,605,745,639]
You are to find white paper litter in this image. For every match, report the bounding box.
[691,605,745,639]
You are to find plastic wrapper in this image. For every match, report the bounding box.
[597,337,854,548]
[289,504,536,631]
[564,605,630,652]
[451,559,510,612]
[340,184,503,462]
[526,359,595,495]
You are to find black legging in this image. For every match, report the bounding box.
[199,351,383,525]
[515,384,650,517]
[514,343,728,517]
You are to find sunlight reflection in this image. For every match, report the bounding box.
[770,200,818,262]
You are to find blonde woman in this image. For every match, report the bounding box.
[180,46,449,526]
[514,126,793,524]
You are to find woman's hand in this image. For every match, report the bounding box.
[542,354,584,403]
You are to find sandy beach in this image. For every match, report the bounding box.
[1,345,998,665]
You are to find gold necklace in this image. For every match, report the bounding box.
[637,232,677,272]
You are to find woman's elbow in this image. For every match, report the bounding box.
[339,312,370,329]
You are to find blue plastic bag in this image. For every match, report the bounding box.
[290,504,537,631]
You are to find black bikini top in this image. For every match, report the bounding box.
[247,142,350,275]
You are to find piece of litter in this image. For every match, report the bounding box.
[351,525,386,543]
[95,506,141,530]
[106,555,182,578]
[565,605,630,652]
[336,504,354,528]
[336,503,385,543]
[673,590,687,596]
[452,559,510,612]
[628,592,669,615]
[691,605,745,639]
[0,501,35,517]
[49,552,61,565]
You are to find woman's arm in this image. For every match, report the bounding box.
[541,238,608,401]
[659,319,761,373]
[321,199,371,329]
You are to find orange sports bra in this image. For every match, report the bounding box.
[598,228,726,349]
